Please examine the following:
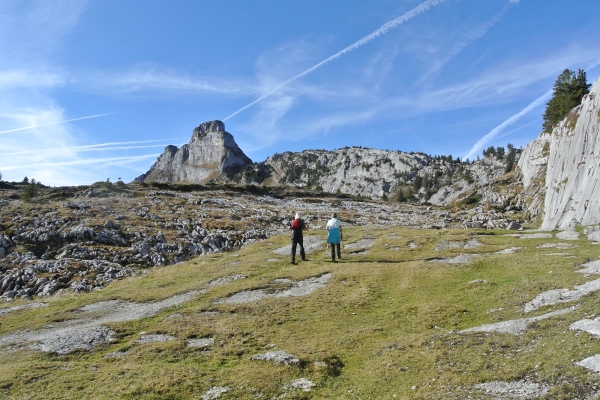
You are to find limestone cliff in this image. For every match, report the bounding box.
[540,78,600,228]
[136,121,252,184]
[514,132,551,220]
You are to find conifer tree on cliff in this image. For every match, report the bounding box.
[542,68,591,133]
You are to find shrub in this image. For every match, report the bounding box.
[20,179,39,201]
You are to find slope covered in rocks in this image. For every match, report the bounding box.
[0,181,524,301]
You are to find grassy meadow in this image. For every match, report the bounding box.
[1,226,600,399]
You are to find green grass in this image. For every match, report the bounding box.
[2,227,600,399]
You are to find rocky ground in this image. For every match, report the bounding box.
[0,182,525,302]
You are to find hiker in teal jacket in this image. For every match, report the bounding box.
[326,213,343,262]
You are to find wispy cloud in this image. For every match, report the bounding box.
[416,7,510,83]
[0,154,159,171]
[463,89,552,160]
[0,113,113,135]
[6,137,188,156]
[78,66,255,97]
[223,0,446,121]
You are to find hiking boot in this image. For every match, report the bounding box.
[291,259,295,264]
[332,259,337,263]
[301,257,306,261]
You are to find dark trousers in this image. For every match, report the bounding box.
[330,243,341,260]
[291,237,305,261]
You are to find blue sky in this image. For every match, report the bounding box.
[1,0,600,186]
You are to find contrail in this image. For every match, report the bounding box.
[464,89,552,160]
[0,154,159,171]
[0,113,113,135]
[223,0,446,121]
[3,137,189,156]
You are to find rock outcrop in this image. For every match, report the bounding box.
[515,132,551,220]
[515,76,600,229]
[541,78,600,228]
[232,147,519,205]
[136,120,252,184]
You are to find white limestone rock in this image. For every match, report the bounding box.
[540,77,600,228]
[137,120,252,184]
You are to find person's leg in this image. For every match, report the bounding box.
[336,243,341,259]
[330,243,335,261]
[291,239,297,263]
[299,237,306,261]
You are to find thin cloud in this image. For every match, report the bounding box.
[463,89,552,160]
[223,0,446,121]
[80,67,254,97]
[0,154,159,171]
[6,143,184,156]
[0,113,114,135]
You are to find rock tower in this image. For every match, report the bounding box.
[136,120,252,184]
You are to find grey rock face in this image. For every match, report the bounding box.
[137,120,252,184]
[515,132,551,219]
[540,77,600,228]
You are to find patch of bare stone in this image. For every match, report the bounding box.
[0,274,247,354]
[201,386,230,400]
[271,235,323,255]
[430,254,477,264]
[461,307,577,335]
[251,350,300,366]
[286,378,316,392]
[495,247,522,254]
[464,253,600,389]
[214,273,331,304]
[136,334,175,344]
[475,380,550,399]
[0,302,48,315]
[434,238,482,251]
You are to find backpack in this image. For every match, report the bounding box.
[291,219,301,229]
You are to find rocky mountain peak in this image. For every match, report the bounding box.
[135,120,252,184]
[192,120,225,138]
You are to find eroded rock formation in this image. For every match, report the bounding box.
[136,120,252,184]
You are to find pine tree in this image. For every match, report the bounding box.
[542,69,591,132]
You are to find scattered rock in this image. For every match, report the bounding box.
[201,386,230,400]
[506,233,553,239]
[577,354,600,374]
[536,242,575,249]
[556,229,579,240]
[214,273,331,304]
[251,350,300,366]
[577,259,600,275]
[524,278,600,312]
[344,238,377,250]
[0,290,201,354]
[271,236,324,255]
[104,350,128,358]
[0,302,48,316]
[506,221,522,230]
[468,279,488,285]
[136,334,175,344]
[287,378,316,392]
[186,338,214,349]
[461,307,576,335]
[430,254,475,264]
[475,380,550,399]
[495,247,522,254]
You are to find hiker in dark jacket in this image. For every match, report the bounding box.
[289,212,308,264]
